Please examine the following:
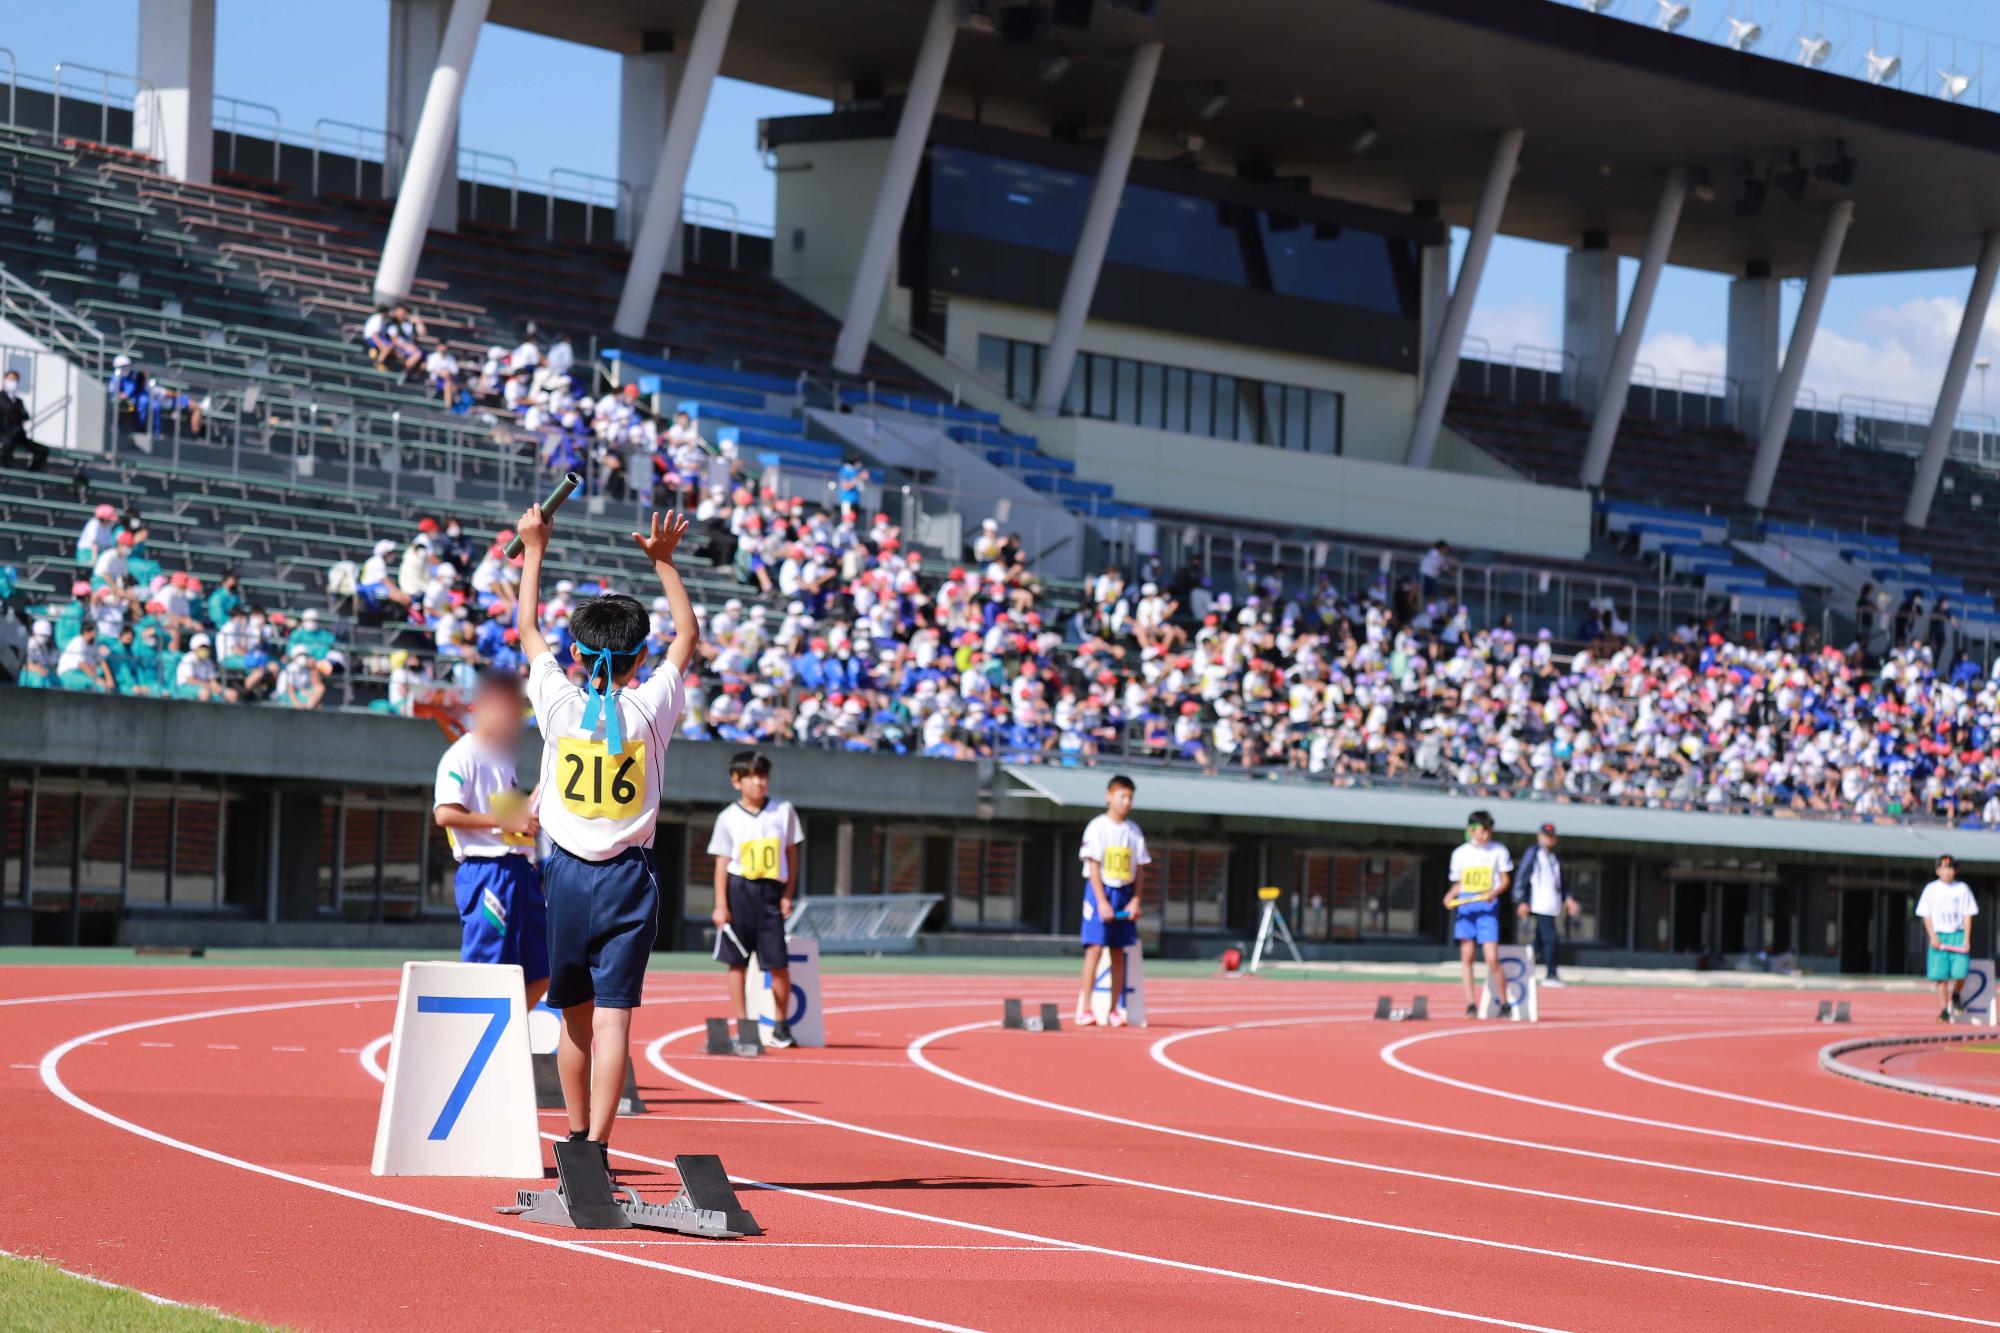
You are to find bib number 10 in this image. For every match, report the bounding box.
[557,737,646,819]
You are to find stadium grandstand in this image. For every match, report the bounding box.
[5,0,2000,981]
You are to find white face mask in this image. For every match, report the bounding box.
[3,379,16,392]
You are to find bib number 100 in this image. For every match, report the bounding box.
[557,738,646,819]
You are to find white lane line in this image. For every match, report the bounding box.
[617,1084,1568,1333]
[1602,1028,2000,1145]
[1153,1017,2000,1219]
[138,1042,175,1049]
[1,1245,202,1310]
[907,1019,2000,1268]
[39,995,975,1332]
[1381,1024,2000,1181]
[649,1025,1999,1327]
[205,1044,239,1051]
[271,1046,306,1053]
[9,1063,39,1070]
[0,980,393,1009]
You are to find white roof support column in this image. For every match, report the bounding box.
[373,0,489,306]
[1405,129,1523,469]
[385,0,459,233]
[1032,41,1163,417]
[1905,230,2000,529]
[1725,266,1780,431]
[613,0,738,340]
[1578,167,1687,489]
[617,40,684,247]
[830,0,960,376]
[1744,199,1853,511]
[134,0,215,185]
[1561,237,1616,408]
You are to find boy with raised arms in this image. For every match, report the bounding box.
[1076,774,1149,1028]
[515,501,697,1164]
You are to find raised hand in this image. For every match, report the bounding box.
[516,501,551,552]
[631,510,690,565]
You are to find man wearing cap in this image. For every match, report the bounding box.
[1513,821,1579,987]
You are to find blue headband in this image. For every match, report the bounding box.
[579,644,639,754]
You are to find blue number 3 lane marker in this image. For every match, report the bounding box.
[416,995,512,1140]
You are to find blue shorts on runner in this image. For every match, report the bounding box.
[1453,907,1501,945]
[542,843,660,1010]
[1082,884,1138,949]
[454,855,549,982]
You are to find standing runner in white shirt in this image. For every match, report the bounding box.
[1916,854,1979,1022]
[1076,774,1150,1027]
[707,750,805,1048]
[515,501,697,1157]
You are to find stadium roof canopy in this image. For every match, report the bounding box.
[495,0,2000,275]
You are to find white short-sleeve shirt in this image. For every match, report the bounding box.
[1079,814,1150,889]
[434,734,530,861]
[1448,841,1514,906]
[1916,878,1978,935]
[528,650,687,861]
[707,799,804,883]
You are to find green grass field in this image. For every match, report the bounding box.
[0,1253,273,1331]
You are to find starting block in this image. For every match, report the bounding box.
[1373,995,1429,1022]
[500,1139,760,1238]
[532,1053,646,1115]
[1815,1000,1852,1024]
[705,1017,764,1057]
[1002,999,1062,1032]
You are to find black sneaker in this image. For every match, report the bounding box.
[768,1022,796,1049]
[1463,1003,1478,1019]
[1496,1002,1513,1020]
[1952,995,1969,1015]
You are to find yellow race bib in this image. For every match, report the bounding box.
[555,737,646,821]
[738,836,783,881]
[1103,845,1135,884]
[1459,865,1493,897]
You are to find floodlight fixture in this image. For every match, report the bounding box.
[1865,50,1901,85]
[1655,1,1691,32]
[1798,35,1832,67]
[1940,69,1972,100]
[1581,0,1616,12]
[1197,82,1230,121]
[1724,18,1761,51]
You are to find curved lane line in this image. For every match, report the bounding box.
[1380,1021,2000,1181]
[903,1017,2000,1267]
[1152,1017,2000,1219]
[649,1020,2000,1327]
[1603,1028,2000,1142]
[36,992,974,1331]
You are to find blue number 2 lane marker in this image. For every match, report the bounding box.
[416,995,512,1140]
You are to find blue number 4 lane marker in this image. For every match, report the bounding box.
[416,995,512,1140]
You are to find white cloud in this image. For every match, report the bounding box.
[1464,299,1557,361]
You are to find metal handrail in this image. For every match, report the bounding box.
[312,118,401,197]
[457,146,519,229]
[545,168,627,244]
[213,94,280,176]
[0,47,16,129]
[52,61,160,157]
[681,192,743,268]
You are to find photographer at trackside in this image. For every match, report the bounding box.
[1513,821,1579,987]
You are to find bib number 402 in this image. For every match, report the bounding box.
[556,737,646,819]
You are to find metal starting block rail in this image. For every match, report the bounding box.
[1002,999,1062,1032]
[1816,1000,1852,1024]
[499,1140,761,1238]
[1372,996,1429,1022]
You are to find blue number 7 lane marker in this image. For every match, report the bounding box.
[416,995,512,1140]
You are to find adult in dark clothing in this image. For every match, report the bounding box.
[1512,822,1578,985]
[0,370,49,471]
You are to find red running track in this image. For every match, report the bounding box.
[2,966,1995,1330]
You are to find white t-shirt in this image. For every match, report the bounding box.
[1526,847,1564,916]
[1079,814,1150,889]
[707,799,804,883]
[1916,878,1978,936]
[1448,840,1513,908]
[434,734,531,861]
[528,650,687,861]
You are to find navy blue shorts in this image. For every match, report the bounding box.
[542,843,660,1010]
[716,874,790,971]
[1082,884,1138,949]
[454,855,549,983]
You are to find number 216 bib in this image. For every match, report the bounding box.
[557,737,646,820]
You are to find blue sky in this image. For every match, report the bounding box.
[11,0,2000,417]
